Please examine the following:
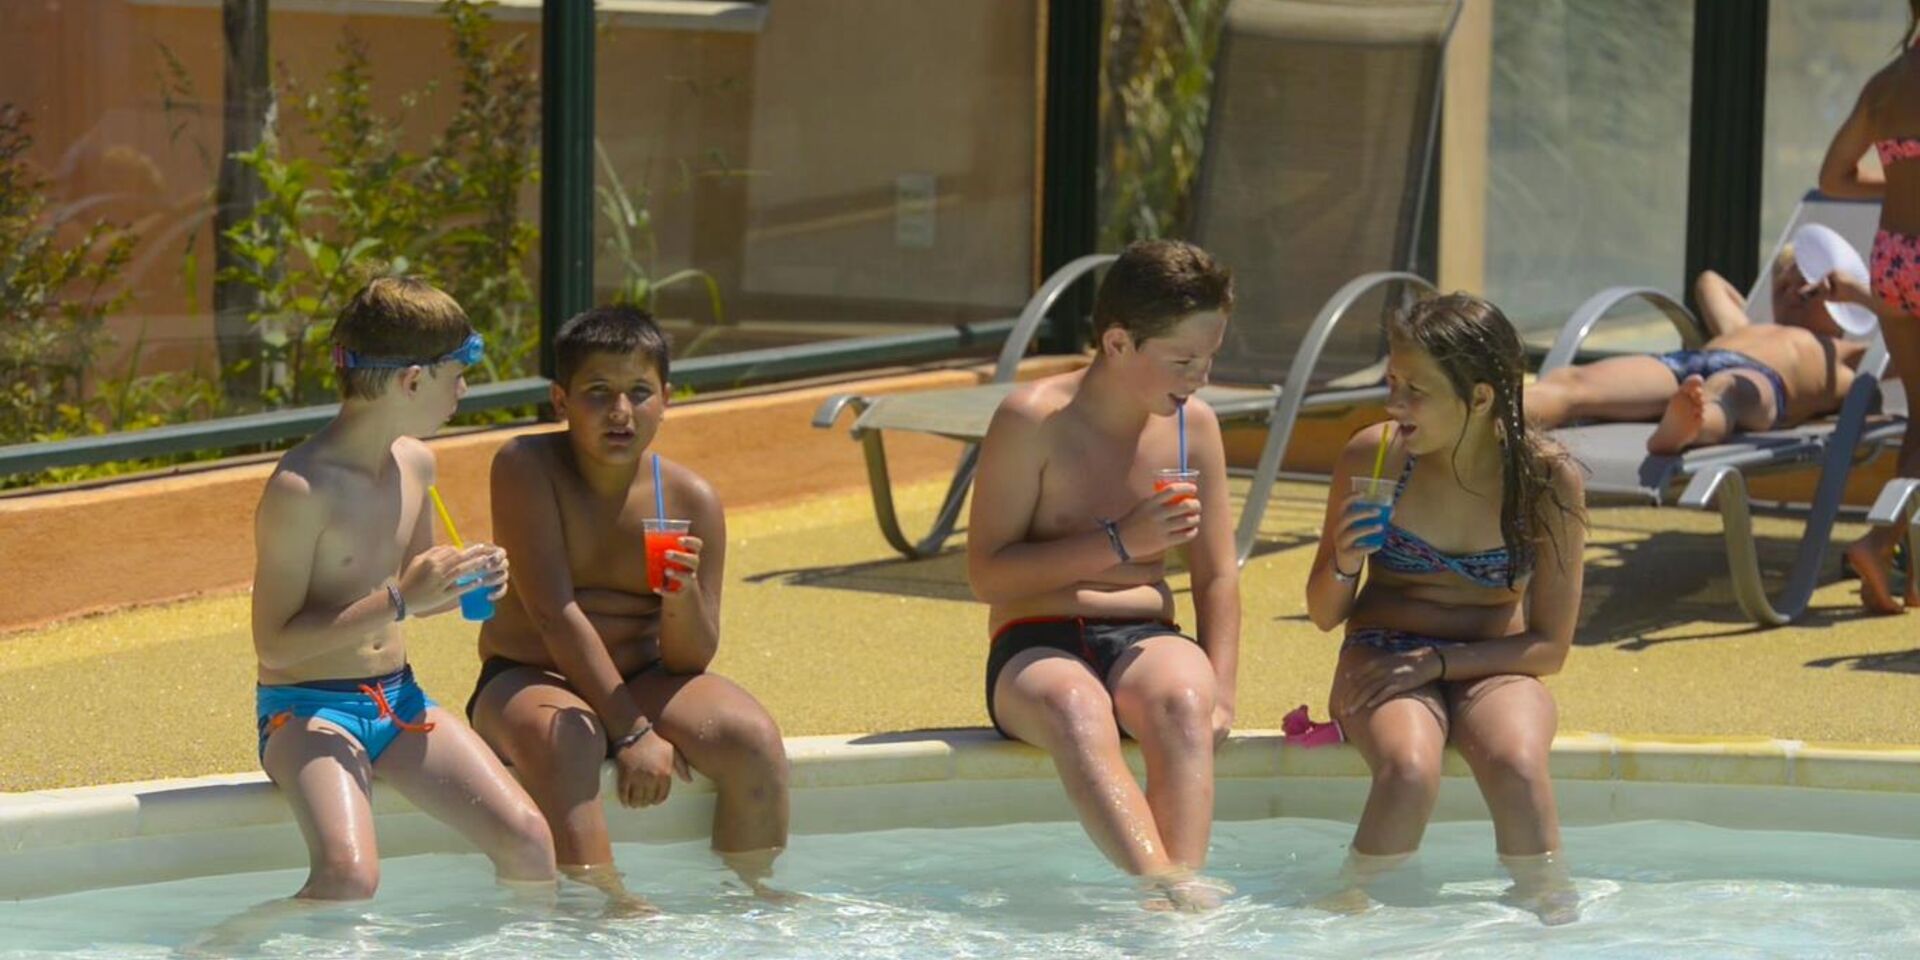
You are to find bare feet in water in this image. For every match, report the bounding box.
[1501,852,1581,926]
[1845,538,1906,615]
[1647,374,1709,455]
[1141,869,1231,912]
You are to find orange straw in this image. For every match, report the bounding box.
[427,485,466,549]
[1369,422,1396,481]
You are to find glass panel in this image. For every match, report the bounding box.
[0,0,543,483]
[1484,0,1694,341]
[1762,0,1909,264]
[593,1,1042,367]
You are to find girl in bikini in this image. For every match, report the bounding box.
[1817,0,1920,613]
[1305,294,1587,924]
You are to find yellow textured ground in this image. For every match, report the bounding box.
[2,478,1917,792]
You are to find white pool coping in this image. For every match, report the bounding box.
[5,729,1920,900]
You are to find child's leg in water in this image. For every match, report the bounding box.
[1319,646,1448,911]
[1450,674,1577,925]
[994,647,1207,908]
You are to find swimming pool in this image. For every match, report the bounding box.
[4,732,1919,957]
[6,817,1919,958]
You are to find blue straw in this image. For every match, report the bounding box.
[652,453,666,518]
[1177,404,1188,472]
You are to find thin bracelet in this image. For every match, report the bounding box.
[611,722,653,754]
[1097,518,1131,562]
[385,583,407,621]
[1434,646,1449,681]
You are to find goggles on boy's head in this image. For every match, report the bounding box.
[331,332,485,370]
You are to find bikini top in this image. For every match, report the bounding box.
[1876,138,1920,166]
[1370,456,1519,589]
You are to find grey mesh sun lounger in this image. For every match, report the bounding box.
[812,0,1461,563]
[1540,192,1908,625]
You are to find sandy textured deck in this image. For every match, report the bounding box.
[2,478,1917,792]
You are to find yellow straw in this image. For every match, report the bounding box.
[427,485,466,549]
[1369,421,1395,481]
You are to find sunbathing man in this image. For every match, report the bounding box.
[468,305,789,911]
[1524,251,1872,455]
[967,239,1240,909]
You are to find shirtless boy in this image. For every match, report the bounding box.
[967,239,1240,907]
[1524,253,1872,454]
[250,277,556,901]
[468,305,789,908]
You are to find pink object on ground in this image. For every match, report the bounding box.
[1281,704,1345,748]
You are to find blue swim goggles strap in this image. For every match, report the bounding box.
[332,332,485,370]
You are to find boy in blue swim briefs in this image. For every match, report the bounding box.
[249,277,555,902]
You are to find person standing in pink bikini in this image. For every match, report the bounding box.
[1816,0,1920,614]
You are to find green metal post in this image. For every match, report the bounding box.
[541,0,596,381]
[1685,0,1768,313]
[1038,0,1101,354]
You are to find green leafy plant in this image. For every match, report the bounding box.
[218,0,540,406]
[0,103,228,488]
[1100,0,1227,248]
[595,139,725,333]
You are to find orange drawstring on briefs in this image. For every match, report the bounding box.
[359,682,437,735]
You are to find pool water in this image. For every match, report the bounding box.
[3,817,1917,959]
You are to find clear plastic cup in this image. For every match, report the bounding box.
[1349,476,1395,549]
[1155,468,1200,505]
[643,518,693,593]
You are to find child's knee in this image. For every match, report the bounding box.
[1139,682,1213,740]
[1371,748,1443,798]
[712,710,789,783]
[497,807,558,874]
[1035,685,1118,746]
[537,708,608,763]
[1476,743,1552,795]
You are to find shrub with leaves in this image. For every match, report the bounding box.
[0,103,227,487]
[1,104,136,441]
[218,0,540,407]
[1099,0,1227,248]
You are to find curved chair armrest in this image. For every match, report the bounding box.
[1539,287,1704,375]
[812,394,871,432]
[1234,270,1437,564]
[990,253,1119,383]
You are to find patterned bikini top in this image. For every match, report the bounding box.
[1370,456,1518,589]
[1877,138,1920,166]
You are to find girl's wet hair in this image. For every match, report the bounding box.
[1387,293,1584,585]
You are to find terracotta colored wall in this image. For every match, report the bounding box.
[0,358,1082,633]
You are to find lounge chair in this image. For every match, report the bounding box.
[812,0,1462,562]
[1539,191,1908,625]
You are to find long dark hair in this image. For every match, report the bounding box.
[1387,293,1584,585]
